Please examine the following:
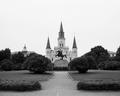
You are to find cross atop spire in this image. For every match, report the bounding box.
[58,22,65,39]
[46,37,51,49]
[72,36,77,48]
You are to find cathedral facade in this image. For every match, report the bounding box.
[46,22,77,67]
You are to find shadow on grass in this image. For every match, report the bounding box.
[23,71,53,75]
[70,71,100,75]
[0,89,41,92]
[78,89,120,92]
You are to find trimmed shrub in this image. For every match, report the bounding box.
[0,80,41,91]
[77,79,120,90]
[0,59,14,71]
[69,57,89,73]
[24,54,51,73]
[98,61,120,70]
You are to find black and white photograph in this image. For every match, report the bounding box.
[0,0,120,96]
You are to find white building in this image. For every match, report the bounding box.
[45,22,77,67]
[108,51,116,57]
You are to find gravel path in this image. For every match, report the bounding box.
[0,71,120,96]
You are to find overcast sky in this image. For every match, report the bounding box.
[0,0,120,56]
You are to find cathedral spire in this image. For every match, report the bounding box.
[46,37,51,49]
[72,36,77,48]
[23,44,27,51]
[58,22,65,39]
[60,22,63,32]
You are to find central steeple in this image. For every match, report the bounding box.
[60,22,63,32]
[58,22,65,40]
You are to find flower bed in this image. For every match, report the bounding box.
[0,79,41,91]
[77,79,120,91]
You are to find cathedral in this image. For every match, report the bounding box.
[46,22,77,67]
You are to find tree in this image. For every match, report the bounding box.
[116,46,120,57]
[11,52,25,70]
[4,48,11,59]
[0,59,14,71]
[0,48,11,61]
[85,46,110,64]
[114,46,120,62]
[0,50,5,61]
[86,56,97,69]
[12,52,25,64]
[69,57,89,73]
[24,54,51,73]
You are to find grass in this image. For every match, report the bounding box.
[69,70,120,81]
[69,70,120,91]
[0,70,53,91]
[0,70,53,81]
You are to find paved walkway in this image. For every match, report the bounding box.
[0,71,120,96]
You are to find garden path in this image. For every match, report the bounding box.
[0,71,120,96]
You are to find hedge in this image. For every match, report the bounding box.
[98,61,120,70]
[0,79,41,91]
[77,79,120,90]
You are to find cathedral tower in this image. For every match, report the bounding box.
[72,36,77,59]
[46,37,51,58]
[22,44,28,57]
[45,22,78,64]
[58,22,65,48]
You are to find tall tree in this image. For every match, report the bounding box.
[116,46,120,57]
[0,48,11,61]
[113,46,120,62]
[4,48,11,59]
[85,46,110,64]
[12,52,25,64]
[90,46,110,63]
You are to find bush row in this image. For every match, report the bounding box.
[0,79,41,91]
[98,61,120,70]
[77,79,120,90]
[0,53,52,73]
[69,56,120,72]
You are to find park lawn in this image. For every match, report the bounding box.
[0,70,53,82]
[69,70,120,81]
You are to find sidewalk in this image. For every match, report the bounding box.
[0,71,120,96]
